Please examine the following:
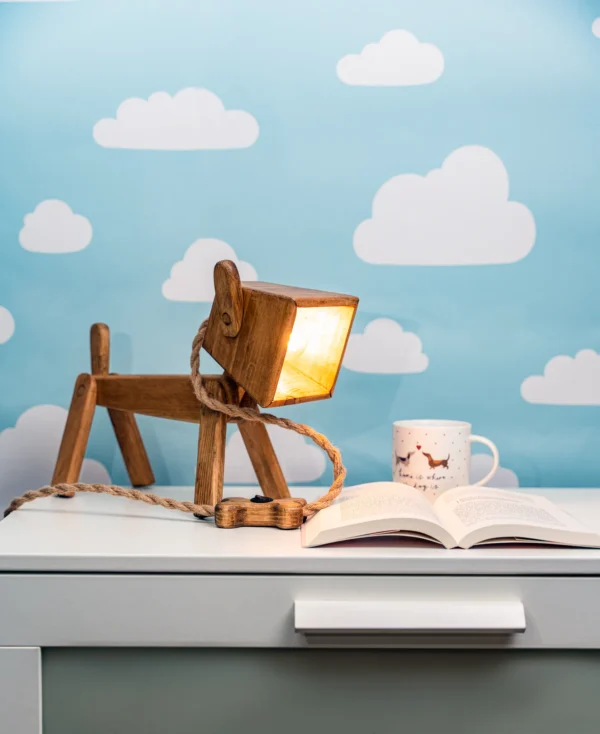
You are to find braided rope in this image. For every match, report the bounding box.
[5,483,214,518]
[4,319,346,519]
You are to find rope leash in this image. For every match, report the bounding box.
[4,319,346,519]
[4,483,215,519]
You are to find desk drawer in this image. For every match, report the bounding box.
[0,574,598,649]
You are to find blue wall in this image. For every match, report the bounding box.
[1,0,600,502]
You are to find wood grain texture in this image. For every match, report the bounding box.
[194,380,228,506]
[238,393,290,499]
[215,497,306,529]
[243,281,359,308]
[214,260,244,338]
[90,324,155,487]
[107,411,155,486]
[95,375,225,423]
[90,323,110,374]
[52,373,97,495]
[204,288,296,407]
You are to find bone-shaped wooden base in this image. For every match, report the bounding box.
[215,497,307,529]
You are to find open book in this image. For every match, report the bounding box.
[301,482,600,549]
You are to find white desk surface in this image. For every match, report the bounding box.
[0,486,600,575]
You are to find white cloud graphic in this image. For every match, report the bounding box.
[471,453,519,489]
[0,405,110,509]
[593,18,600,38]
[162,239,257,302]
[337,29,443,86]
[224,426,326,484]
[354,145,536,265]
[343,318,428,374]
[0,307,15,344]
[93,88,259,150]
[19,199,92,253]
[521,350,600,405]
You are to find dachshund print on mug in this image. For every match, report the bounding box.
[393,420,499,499]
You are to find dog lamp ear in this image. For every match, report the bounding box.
[213,260,244,338]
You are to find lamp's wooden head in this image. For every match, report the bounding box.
[203,261,359,408]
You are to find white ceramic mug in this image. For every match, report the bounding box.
[392,419,499,499]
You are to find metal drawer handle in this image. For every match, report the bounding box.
[294,600,526,635]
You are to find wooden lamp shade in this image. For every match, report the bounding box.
[204,262,358,407]
[51,261,358,512]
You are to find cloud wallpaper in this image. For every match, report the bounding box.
[1,0,600,505]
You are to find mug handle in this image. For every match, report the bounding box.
[469,435,500,486]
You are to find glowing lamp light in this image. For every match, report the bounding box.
[274,306,356,404]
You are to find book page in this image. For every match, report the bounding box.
[302,482,455,548]
[434,486,598,548]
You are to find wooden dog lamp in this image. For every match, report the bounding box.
[52,261,358,513]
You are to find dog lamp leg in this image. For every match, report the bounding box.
[90,324,155,487]
[194,381,228,506]
[52,373,98,496]
[237,393,290,499]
